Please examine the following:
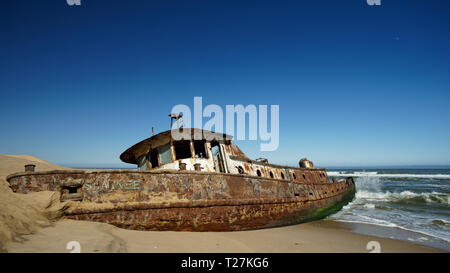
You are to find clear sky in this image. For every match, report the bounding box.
[1,0,449,168]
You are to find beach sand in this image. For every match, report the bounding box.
[0,154,443,253]
[0,155,72,252]
[6,219,440,253]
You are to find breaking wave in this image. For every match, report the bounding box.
[355,190,449,205]
[327,171,450,179]
[333,218,450,243]
[328,169,450,248]
[432,219,450,227]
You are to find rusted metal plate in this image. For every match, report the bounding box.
[6,169,355,231]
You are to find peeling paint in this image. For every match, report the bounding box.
[7,169,355,231]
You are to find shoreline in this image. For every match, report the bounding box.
[6,219,443,253]
[305,219,449,252]
[324,219,449,251]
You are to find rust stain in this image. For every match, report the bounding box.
[6,127,356,231]
[7,169,355,231]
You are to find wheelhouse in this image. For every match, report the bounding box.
[120,128,240,173]
[120,128,332,185]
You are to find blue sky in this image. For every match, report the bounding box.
[1,0,449,168]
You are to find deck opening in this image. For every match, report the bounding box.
[60,179,83,202]
[174,140,191,160]
[211,141,225,173]
[149,149,159,168]
[65,187,78,194]
[194,140,207,158]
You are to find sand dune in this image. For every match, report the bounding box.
[0,154,70,252]
[0,176,56,252]
[0,154,70,180]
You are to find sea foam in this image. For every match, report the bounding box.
[327,171,450,179]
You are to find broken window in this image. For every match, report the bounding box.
[285,170,290,180]
[137,154,147,170]
[256,169,262,176]
[159,144,173,165]
[148,149,159,168]
[173,140,192,160]
[194,140,207,158]
[211,142,220,156]
[211,141,224,173]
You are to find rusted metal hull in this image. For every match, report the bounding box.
[67,191,355,231]
[7,170,355,231]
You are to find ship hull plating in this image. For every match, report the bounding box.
[7,170,355,231]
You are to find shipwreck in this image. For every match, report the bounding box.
[7,114,356,231]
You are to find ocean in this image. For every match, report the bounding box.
[326,168,450,251]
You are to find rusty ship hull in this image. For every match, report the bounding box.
[7,169,355,231]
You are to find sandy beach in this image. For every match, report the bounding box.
[6,219,441,253]
[0,154,443,253]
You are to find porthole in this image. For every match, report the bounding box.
[256,169,262,177]
[269,171,274,178]
[237,166,245,174]
[281,172,285,179]
[292,173,296,180]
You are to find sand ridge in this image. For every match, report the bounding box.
[0,154,70,180]
[0,154,71,252]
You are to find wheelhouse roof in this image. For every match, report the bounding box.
[120,128,233,164]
